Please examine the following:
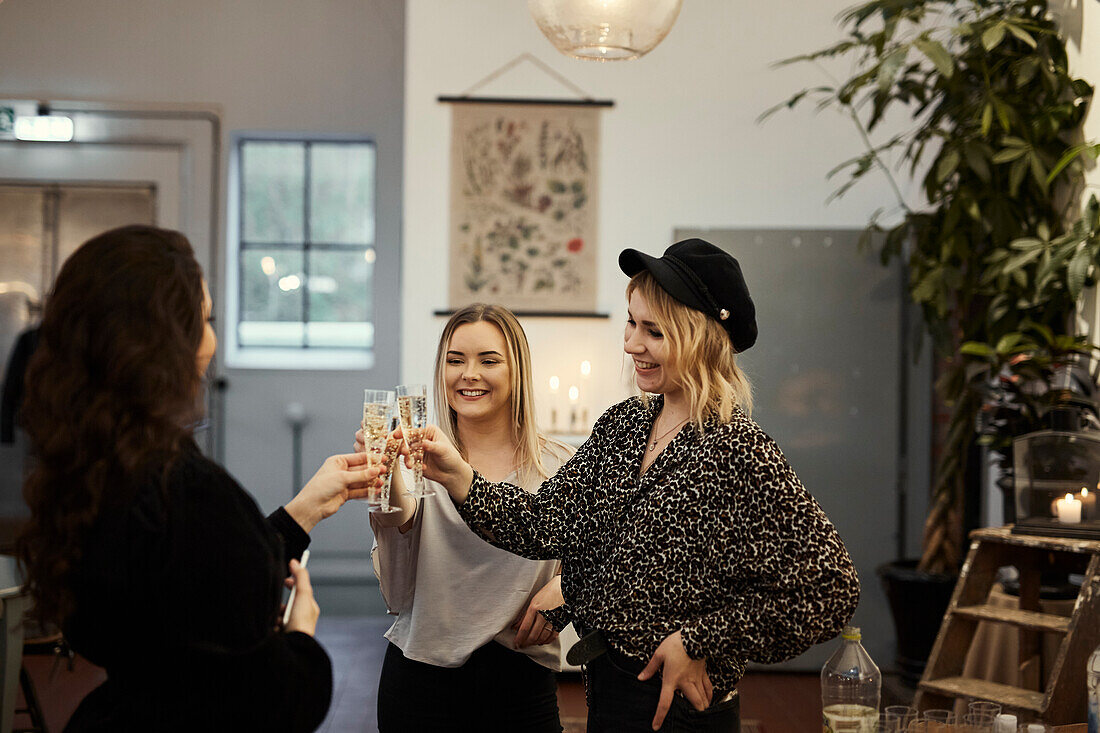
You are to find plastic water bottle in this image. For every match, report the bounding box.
[822,626,880,732]
[1088,644,1100,733]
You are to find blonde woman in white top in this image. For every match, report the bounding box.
[357,303,572,732]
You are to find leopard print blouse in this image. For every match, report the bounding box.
[457,395,860,699]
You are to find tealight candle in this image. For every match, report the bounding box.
[1081,486,1097,520]
[1056,493,1082,524]
[568,385,580,432]
[549,376,560,432]
[579,362,591,430]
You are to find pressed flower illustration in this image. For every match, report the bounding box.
[449,103,599,310]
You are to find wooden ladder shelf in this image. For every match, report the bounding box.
[914,527,1100,724]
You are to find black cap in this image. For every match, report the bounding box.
[619,238,757,352]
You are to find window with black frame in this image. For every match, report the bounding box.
[235,137,376,352]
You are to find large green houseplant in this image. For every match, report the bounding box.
[768,0,1100,577]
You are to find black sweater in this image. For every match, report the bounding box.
[62,439,332,732]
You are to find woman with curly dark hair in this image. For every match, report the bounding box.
[17,225,380,732]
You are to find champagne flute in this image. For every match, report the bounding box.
[396,384,433,497]
[378,416,404,508]
[362,390,401,513]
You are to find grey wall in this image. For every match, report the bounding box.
[677,228,932,670]
[0,0,406,583]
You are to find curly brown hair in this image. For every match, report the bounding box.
[17,225,206,625]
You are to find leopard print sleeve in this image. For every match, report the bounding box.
[679,418,860,666]
[456,402,620,560]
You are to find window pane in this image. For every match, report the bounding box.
[305,322,374,350]
[242,141,305,243]
[306,248,372,348]
[239,249,304,346]
[309,143,375,244]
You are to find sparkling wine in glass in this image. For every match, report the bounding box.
[379,416,404,501]
[396,384,433,497]
[362,390,400,513]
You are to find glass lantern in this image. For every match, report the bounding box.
[528,0,683,61]
[1012,429,1100,539]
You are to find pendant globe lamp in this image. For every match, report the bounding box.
[528,0,683,61]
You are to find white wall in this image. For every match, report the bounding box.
[403,0,913,395]
[1064,0,1100,337]
[404,0,1100,670]
[404,0,927,668]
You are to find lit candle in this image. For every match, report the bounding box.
[1056,493,1083,524]
[579,361,591,429]
[548,376,560,432]
[1081,486,1097,520]
[568,385,579,433]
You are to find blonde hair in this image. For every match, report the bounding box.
[627,272,753,429]
[433,303,561,483]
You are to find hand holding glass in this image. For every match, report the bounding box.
[362,389,401,513]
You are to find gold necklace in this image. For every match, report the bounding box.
[648,415,689,452]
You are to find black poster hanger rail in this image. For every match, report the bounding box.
[437,53,614,108]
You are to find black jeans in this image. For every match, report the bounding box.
[583,646,740,733]
[377,641,562,733]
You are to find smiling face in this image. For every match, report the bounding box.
[625,288,681,398]
[444,320,513,425]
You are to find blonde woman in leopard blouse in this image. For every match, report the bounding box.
[415,239,860,732]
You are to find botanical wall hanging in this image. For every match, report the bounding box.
[439,55,612,315]
[443,98,608,313]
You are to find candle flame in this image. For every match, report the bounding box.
[1084,487,1091,498]
[1065,493,1075,501]
[549,376,559,391]
[580,360,591,377]
[569,386,579,402]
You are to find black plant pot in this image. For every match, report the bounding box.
[877,560,957,685]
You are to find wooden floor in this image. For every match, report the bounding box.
[16,616,870,732]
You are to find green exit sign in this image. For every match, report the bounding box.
[0,108,13,134]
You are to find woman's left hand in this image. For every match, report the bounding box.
[638,630,712,730]
[286,451,382,532]
[512,574,564,648]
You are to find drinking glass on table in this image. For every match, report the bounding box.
[960,712,994,732]
[885,706,918,730]
[967,702,1000,720]
[922,709,956,733]
[396,383,433,497]
[873,713,900,732]
[362,390,401,513]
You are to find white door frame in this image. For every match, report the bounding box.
[0,100,222,455]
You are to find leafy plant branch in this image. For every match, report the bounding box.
[768,0,1100,573]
